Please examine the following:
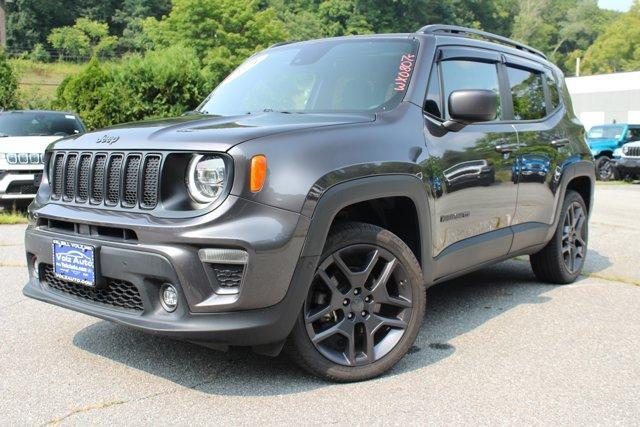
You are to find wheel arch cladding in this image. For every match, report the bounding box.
[567,175,593,214]
[300,175,433,282]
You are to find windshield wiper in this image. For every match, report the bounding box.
[262,109,295,114]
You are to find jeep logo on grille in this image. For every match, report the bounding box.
[96,135,120,145]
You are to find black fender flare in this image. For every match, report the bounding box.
[544,159,595,242]
[299,174,434,283]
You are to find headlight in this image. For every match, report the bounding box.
[614,148,623,158]
[186,154,227,204]
[622,145,629,155]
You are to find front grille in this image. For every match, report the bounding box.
[6,182,38,194]
[626,146,640,157]
[50,152,161,209]
[42,264,143,311]
[212,264,244,289]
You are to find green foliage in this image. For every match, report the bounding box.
[142,0,287,59]
[48,18,118,59]
[29,43,51,62]
[55,47,212,129]
[582,1,640,74]
[0,51,20,110]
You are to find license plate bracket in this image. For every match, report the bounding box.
[53,239,98,287]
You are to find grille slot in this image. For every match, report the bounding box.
[63,153,77,202]
[42,264,143,311]
[123,155,141,207]
[51,153,65,199]
[627,146,640,157]
[49,151,162,209]
[106,155,123,206]
[141,156,161,209]
[76,154,92,202]
[91,154,107,204]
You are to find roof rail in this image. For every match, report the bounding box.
[417,24,547,59]
[269,40,297,48]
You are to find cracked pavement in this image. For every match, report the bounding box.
[1,183,639,425]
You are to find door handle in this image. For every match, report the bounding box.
[550,138,570,148]
[495,143,521,153]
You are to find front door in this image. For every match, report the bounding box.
[421,48,519,277]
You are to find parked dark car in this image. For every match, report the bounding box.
[23,25,594,382]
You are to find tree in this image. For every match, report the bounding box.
[142,0,287,86]
[581,1,640,74]
[55,47,211,129]
[48,18,117,59]
[0,49,19,109]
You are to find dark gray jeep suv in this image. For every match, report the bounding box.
[23,25,595,382]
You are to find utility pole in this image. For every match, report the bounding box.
[0,0,6,48]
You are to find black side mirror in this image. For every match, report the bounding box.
[444,90,498,131]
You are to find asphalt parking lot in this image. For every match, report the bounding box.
[1,183,639,425]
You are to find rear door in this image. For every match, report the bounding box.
[421,47,519,277]
[505,55,574,252]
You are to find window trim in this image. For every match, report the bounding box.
[423,45,565,125]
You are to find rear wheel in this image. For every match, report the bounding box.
[530,190,588,284]
[288,222,425,382]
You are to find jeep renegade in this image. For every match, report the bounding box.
[23,25,595,382]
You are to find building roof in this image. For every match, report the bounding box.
[566,71,640,94]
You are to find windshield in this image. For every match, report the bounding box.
[588,125,625,140]
[0,112,84,137]
[198,38,419,116]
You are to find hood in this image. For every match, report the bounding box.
[587,138,620,152]
[0,136,62,154]
[52,112,375,152]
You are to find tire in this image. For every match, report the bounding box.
[530,190,588,284]
[288,221,426,382]
[595,156,615,181]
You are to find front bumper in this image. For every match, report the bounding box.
[0,168,42,200]
[23,195,315,346]
[613,157,640,174]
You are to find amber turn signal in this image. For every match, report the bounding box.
[250,155,267,193]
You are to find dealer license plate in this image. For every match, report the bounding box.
[53,239,96,286]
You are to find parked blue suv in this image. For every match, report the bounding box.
[587,124,640,180]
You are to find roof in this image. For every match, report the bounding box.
[566,71,640,94]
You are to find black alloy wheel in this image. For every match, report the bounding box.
[288,222,425,382]
[560,201,587,274]
[304,244,413,366]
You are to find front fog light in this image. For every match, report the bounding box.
[187,154,227,204]
[160,284,178,312]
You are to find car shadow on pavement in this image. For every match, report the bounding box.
[73,259,555,396]
[583,248,613,274]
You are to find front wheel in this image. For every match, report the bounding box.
[530,190,588,284]
[595,156,617,181]
[288,222,425,382]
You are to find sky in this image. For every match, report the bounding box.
[598,0,634,11]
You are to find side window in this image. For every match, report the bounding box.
[441,60,502,120]
[627,128,640,142]
[545,70,560,109]
[424,64,442,118]
[507,66,546,120]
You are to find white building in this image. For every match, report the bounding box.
[565,71,640,131]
